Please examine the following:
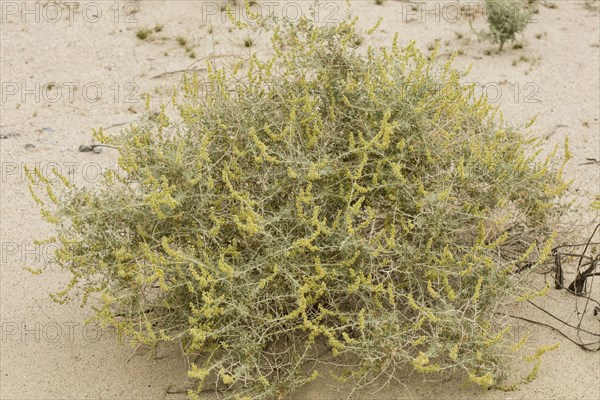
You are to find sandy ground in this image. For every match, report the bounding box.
[0,0,599,399]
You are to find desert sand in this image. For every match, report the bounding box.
[0,1,599,399]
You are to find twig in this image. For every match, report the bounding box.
[126,343,142,362]
[553,224,600,295]
[578,158,600,166]
[526,300,600,338]
[503,313,600,351]
[104,120,137,130]
[544,124,568,140]
[151,67,208,79]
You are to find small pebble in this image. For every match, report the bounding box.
[78,145,93,152]
[93,146,103,154]
[37,137,59,146]
[24,143,35,150]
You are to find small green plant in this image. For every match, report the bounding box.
[477,0,534,51]
[375,0,384,5]
[136,28,151,40]
[176,36,187,46]
[29,7,569,400]
[154,24,164,33]
[244,37,253,47]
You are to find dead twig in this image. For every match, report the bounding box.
[544,124,568,140]
[503,313,600,351]
[552,223,600,295]
[104,120,137,130]
[151,67,208,79]
[518,223,600,351]
[578,158,600,166]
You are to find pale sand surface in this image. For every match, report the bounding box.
[0,1,599,399]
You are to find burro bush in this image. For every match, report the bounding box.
[29,12,570,400]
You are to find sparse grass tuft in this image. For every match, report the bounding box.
[136,28,151,40]
[176,36,187,46]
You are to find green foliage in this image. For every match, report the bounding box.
[478,0,535,51]
[136,28,151,40]
[176,36,187,46]
[592,195,600,210]
[30,10,569,400]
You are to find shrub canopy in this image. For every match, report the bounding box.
[30,11,569,400]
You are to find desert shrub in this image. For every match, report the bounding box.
[478,0,535,51]
[29,10,570,400]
